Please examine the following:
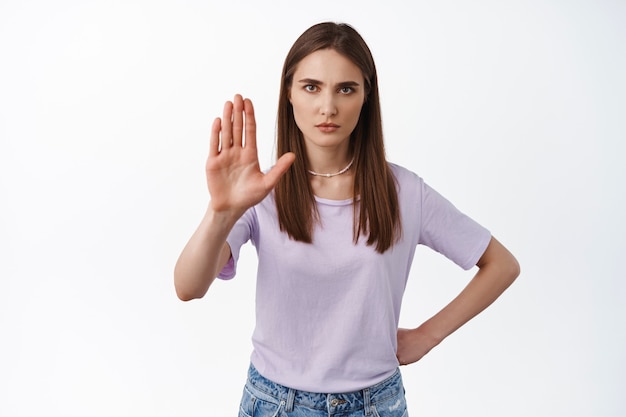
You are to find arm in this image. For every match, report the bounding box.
[396,236,520,365]
[174,94,295,301]
[173,207,238,301]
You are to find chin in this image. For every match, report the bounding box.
[305,133,350,148]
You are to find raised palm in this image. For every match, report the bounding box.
[205,95,294,216]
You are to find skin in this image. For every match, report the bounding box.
[289,49,364,167]
[396,237,519,365]
[173,96,295,301]
[174,49,520,367]
[289,48,365,200]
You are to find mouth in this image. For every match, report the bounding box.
[316,123,340,133]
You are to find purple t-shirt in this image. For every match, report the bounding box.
[218,163,491,392]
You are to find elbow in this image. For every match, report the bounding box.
[508,258,522,282]
[174,272,207,302]
[173,262,208,301]
[174,280,193,301]
[176,288,196,302]
[504,254,521,285]
[512,257,521,279]
[481,237,520,284]
[175,284,206,302]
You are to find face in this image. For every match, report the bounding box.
[289,48,366,153]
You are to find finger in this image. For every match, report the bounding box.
[263,152,296,189]
[243,98,257,149]
[221,100,234,148]
[209,117,222,156]
[232,94,244,147]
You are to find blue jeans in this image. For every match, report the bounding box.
[238,364,408,417]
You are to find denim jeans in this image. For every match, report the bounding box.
[238,364,408,417]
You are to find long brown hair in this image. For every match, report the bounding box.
[275,22,400,253]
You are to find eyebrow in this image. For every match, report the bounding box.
[297,78,361,88]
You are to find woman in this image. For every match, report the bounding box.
[175,22,519,416]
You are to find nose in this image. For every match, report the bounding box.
[319,91,337,116]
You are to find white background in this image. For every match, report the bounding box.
[1,0,624,416]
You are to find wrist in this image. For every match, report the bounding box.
[414,323,445,349]
[205,203,244,229]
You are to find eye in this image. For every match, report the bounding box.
[304,85,318,93]
[339,86,354,94]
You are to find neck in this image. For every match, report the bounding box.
[305,144,353,176]
[308,157,354,177]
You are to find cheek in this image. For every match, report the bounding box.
[347,101,365,123]
[290,94,306,115]
[292,98,318,127]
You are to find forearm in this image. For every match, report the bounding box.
[418,251,519,345]
[174,206,239,301]
[397,237,520,365]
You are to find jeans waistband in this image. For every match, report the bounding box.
[245,364,403,414]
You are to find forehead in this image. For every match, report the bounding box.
[293,49,364,83]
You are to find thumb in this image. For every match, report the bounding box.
[263,152,296,189]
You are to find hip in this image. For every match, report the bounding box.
[238,364,408,417]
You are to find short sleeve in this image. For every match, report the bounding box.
[418,182,491,270]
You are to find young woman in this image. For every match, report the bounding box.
[175,22,519,417]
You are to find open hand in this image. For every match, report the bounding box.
[206,94,295,216]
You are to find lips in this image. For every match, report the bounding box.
[316,123,340,133]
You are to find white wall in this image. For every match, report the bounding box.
[1,0,624,416]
